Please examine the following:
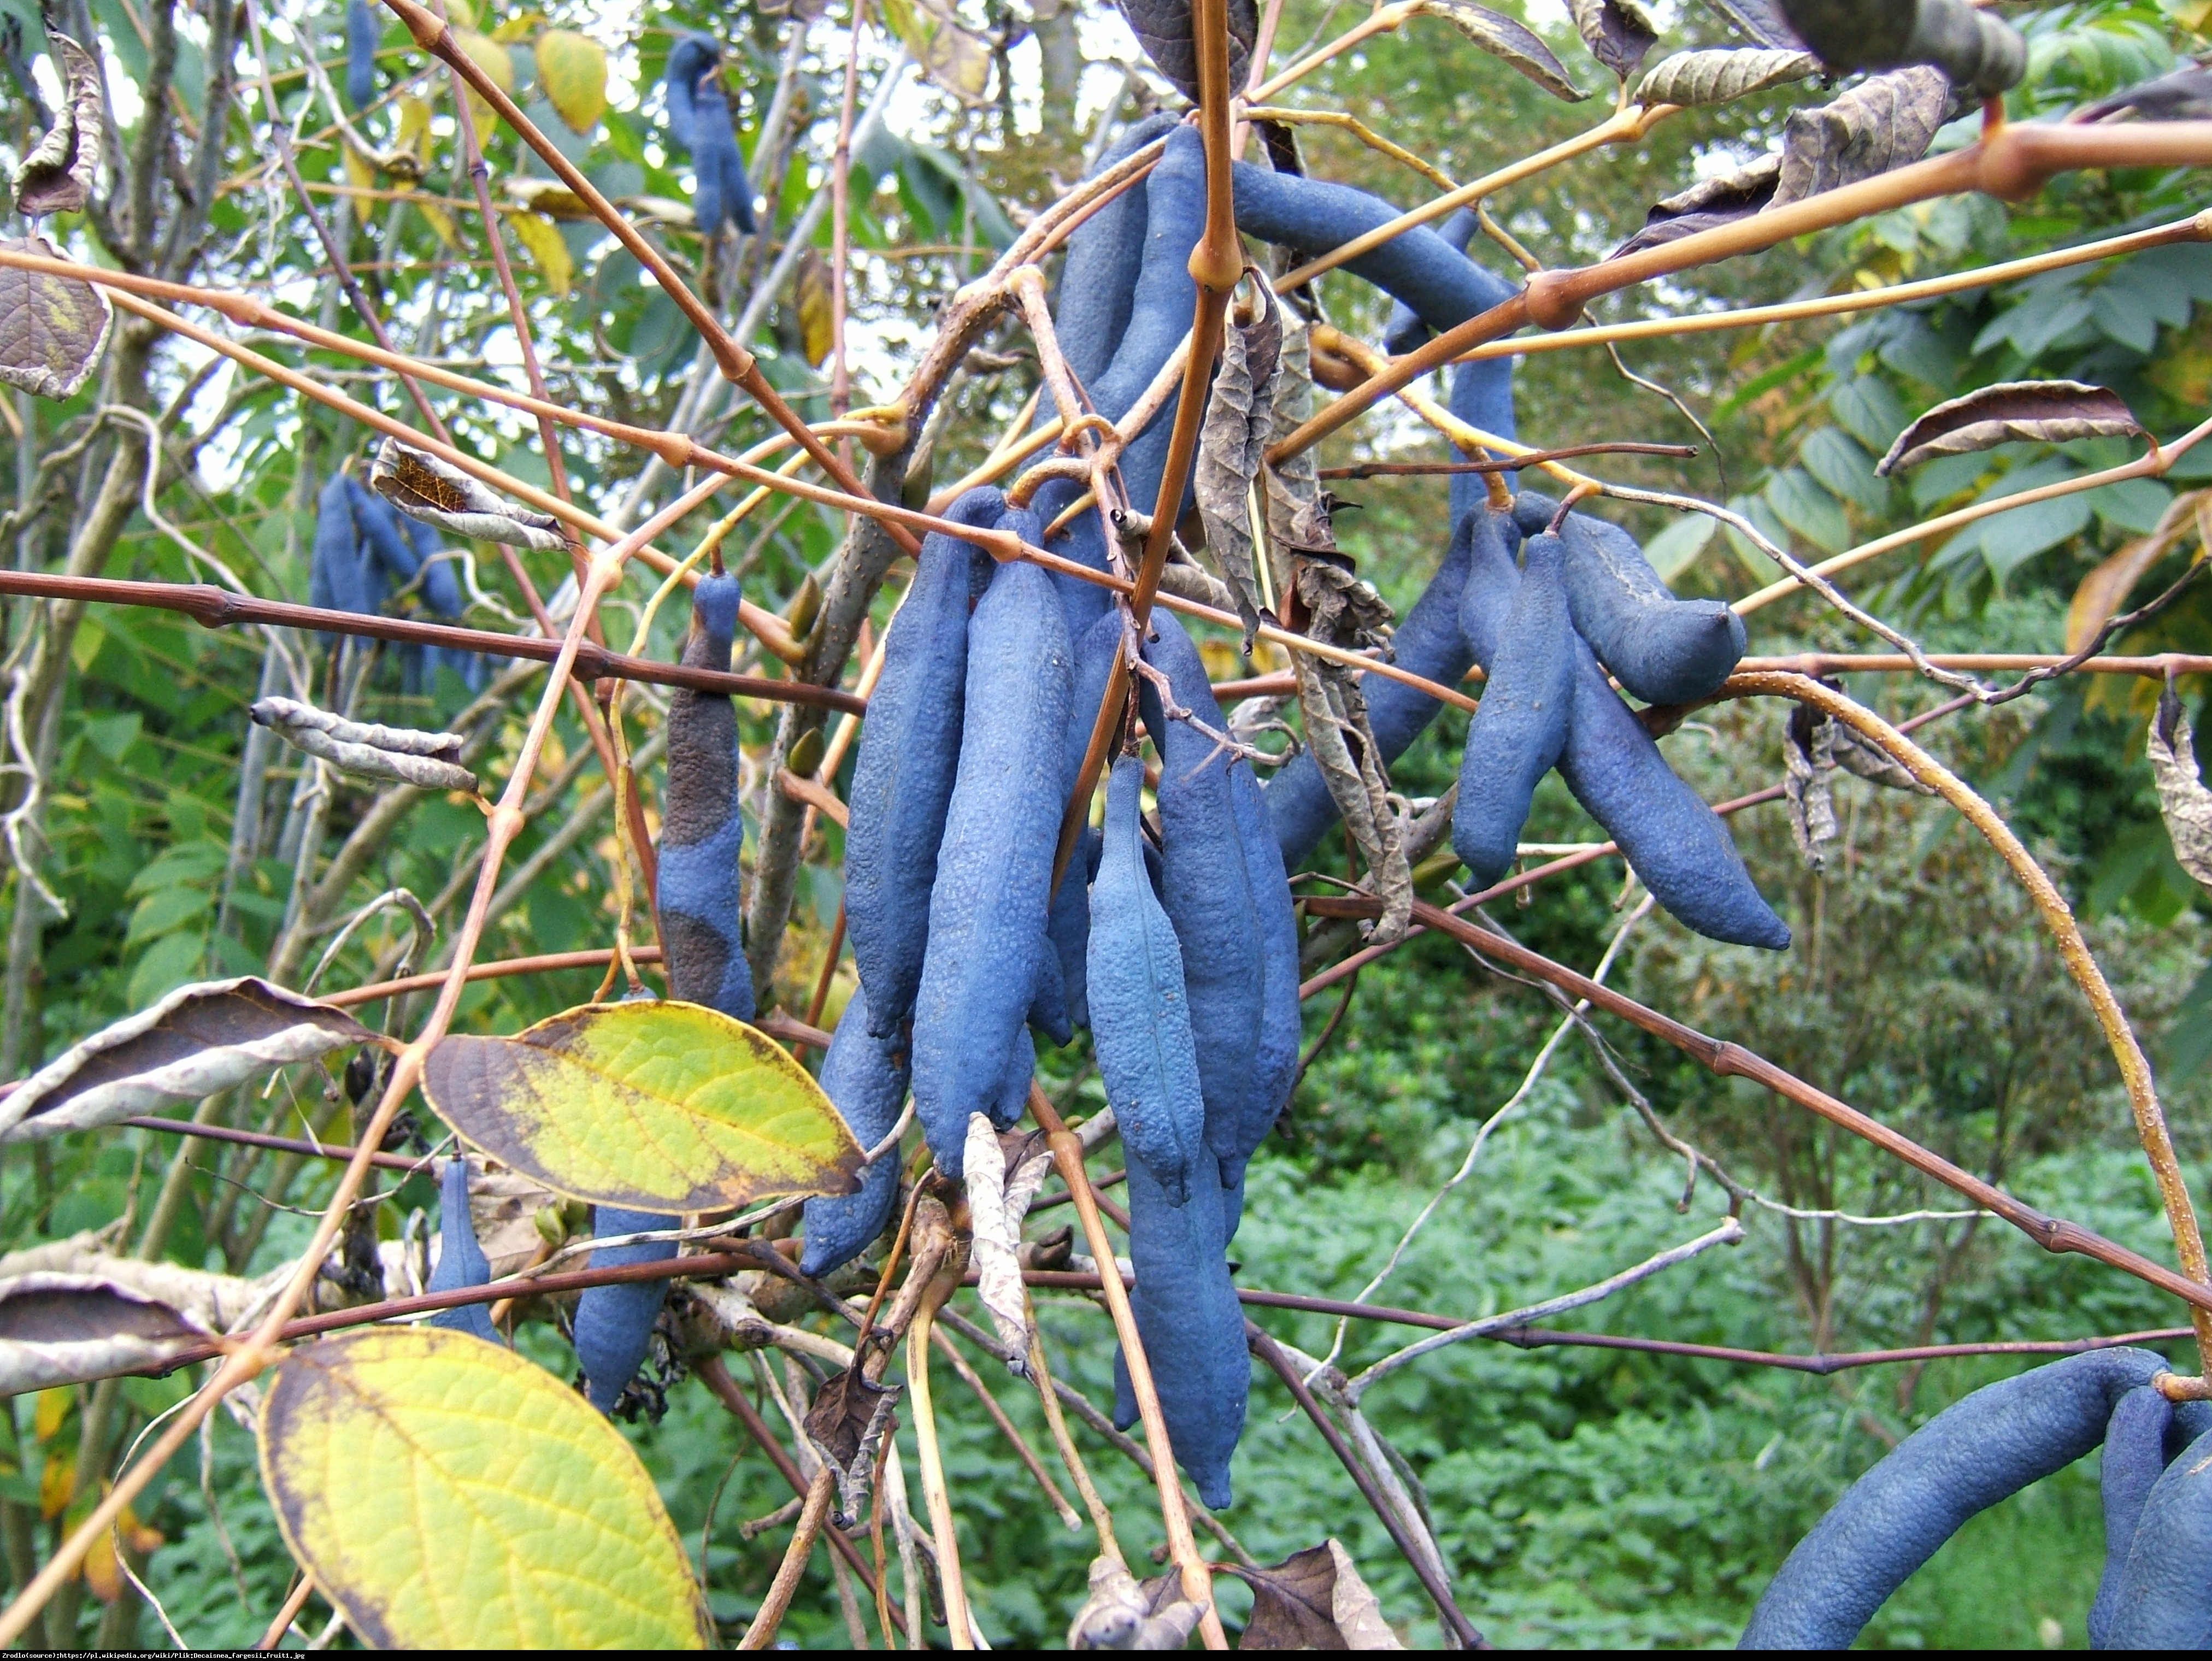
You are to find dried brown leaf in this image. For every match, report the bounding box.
[2151,684,2212,892]
[1702,0,1807,49]
[0,1274,209,1394]
[12,29,102,217]
[1831,720,1933,793]
[1115,0,1258,105]
[1638,46,1819,106]
[2079,64,2212,123]
[251,696,479,794]
[1770,65,1952,210]
[1068,1556,1205,1650]
[1570,0,1659,80]
[1413,1,1588,101]
[964,1114,1050,1370]
[803,1363,903,1527]
[1237,1539,1403,1649]
[1876,380,2145,476]
[368,435,567,552]
[0,977,374,1144]
[0,234,109,401]
[1611,155,1779,259]
[1196,277,1284,647]
[1783,705,1838,871]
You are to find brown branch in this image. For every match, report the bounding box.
[0,568,866,714]
[1317,442,1696,479]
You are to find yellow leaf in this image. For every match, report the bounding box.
[503,174,594,219]
[38,1452,72,1519]
[32,1386,70,1441]
[260,1327,711,1648]
[341,139,377,195]
[82,1526,121,1603]
[534,28,608,133]
[443,0,478,31]
[505,209,573,296]
[421,999,864,1212]
[795,248,833,368]
[413,194,458,250]
[491,12,545,43]
[882,0,993,104]
[393,93,434,179]
[454,28,514,137]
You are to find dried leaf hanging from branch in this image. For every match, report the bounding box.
[1413,1,1587,101]
[1876,380,2145,477]
[369,435,568,552]
[1611,157,1779,258]
[1702,0,1806,49]
[12,27,102,216]
[1569,0,1659,80]
[0,234,110,400]
[803,1363,903,1527]
[2151,684,2212,893]
[1235,1540,1404,1649]
[1783,704,1838,871]
[1770,65,1953,209]
[1195,275,1284,649]
[1115,0,1257,105]
[0,977,375,1144]
[964,1114,1051,1370]
[251,696,480,794]
[1066,1556,1205,1650]
[883,0,996,104]
[1637,46,1819,107]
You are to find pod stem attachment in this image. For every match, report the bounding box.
[1028,1085,1229,1649]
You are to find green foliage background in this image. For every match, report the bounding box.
[3,0,2212,1647]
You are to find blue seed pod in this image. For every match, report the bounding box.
[662,33,720,152]
[1137,613,1262,1170]
[1047,609,1126,1034]
[348,478,465,621]
[1225,757,1299,1192]
[2093,1385,2178,1649]
[1384,207,1479,356]
[909,558,1073,1177]
[310,473,378,618]
[1088,754,1208,1205]
[1453,531,1574,888]
[799,981,910,1279]
[1522,496,1748,706]
[1266,510,1481,868]
[656,570,757,1022]
[572,1205,676,1413]
[1085,126,1206,518]
[2104,1418,2212,1647]
[1456,505,1526,668]
[426,1158,496,1342]
[846,488,1003,1037]
[345,0,378,111]
[1032,475,1115,645]
[1557,635,1790,950]
[989,1025,1037,1132]
[1740,1348,2173,1648]
[1448,356,1520,523]
[689,72,757,238]
[1049,111,1181,388]
[1109,1153,1248,1510]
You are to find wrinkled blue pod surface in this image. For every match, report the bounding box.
[1138,614,1262,1169]
[1554,505,1746,706]
[426,1158,495,1342]
[845,488,1002,1036]
[310,474,377,617]
[1110,1153,1248,1510]
[799,982,910,1279]
[663,34,719,151]
[1453,531,1574,887]
[2104,1417,2212,1647]
[345,0,378,111]
[573,1205,677,1413]
[655,572,757,1022]
[909,558,1072,1176]
[1088,755,1207,1205]
[1226,758,1299,1191]
[1741,1348,2170,1648]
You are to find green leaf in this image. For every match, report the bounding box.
[1764,467,1850,555]
[533,30,607,134]
[1642,513,1715,582]
[260,1327,711,1648]
[1800,427,1888,515]
[421,999,864,1211]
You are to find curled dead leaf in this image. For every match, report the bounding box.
[1570,0,1659,80]
[1196,275,1285,648]
[1772,64,1954,210]
[13,28,102,217]
[2150,683,2212,893]
[251,696,478,794]
[1234,1539,1403,1648]
[1114,0,1257,106]
[1876,380,2145,476]
[1413,1,1587,101]
[1067,1556,1205,1650]
[369,435,568,552]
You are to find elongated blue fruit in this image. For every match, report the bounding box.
[1454,531,1574,887]
[1086,126,1205,517]
[1517,491,1746,706]
[573,1205,675,1413]
[1138,614,1262,1168]
[1267,510,1482,868]
[799,981,910,1279]
[1089,753,1208,1204]
[690,71,757,238]
[2103,1418,2212,1647]
[2093,1385,2179,1648]
[910,558,1073,1177]
[1110,1152,1247,1510]
[1050,111,1180,388]
[1047,609,1126,1033]
[656,571,757,1023]
[345,0,377,111]
[347,478,464,618]
[1228,166,1519,521]
[846,488,1002,1036]
[1226,759,1298,1189]
[427,1158,495,1342]
[309,474,377,617]
[1384,207,1478,356]
[1456,505,1526,666]
[663,34,719,151]
[1740,1348,2172,1648]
